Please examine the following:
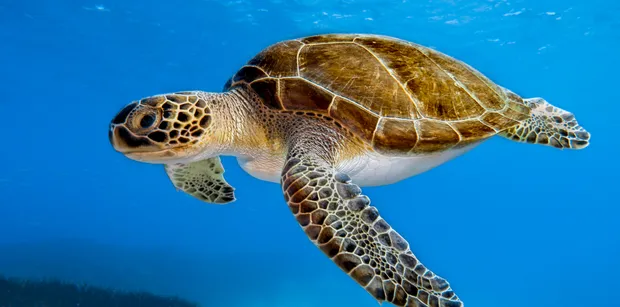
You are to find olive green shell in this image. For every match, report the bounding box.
[224,34,531,154]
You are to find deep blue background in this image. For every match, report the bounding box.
[0,0,617,306]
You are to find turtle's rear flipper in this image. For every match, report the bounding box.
[281,147,463,307]
[500,98,590,149]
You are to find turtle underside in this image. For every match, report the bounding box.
[224,34,531,154]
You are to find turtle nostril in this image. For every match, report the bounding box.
[139,113,156,128]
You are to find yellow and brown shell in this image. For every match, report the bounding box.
[224,34,531,154]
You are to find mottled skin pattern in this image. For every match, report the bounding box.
[282,122,461,307]
[500,98,590,148]
[165,157,235,204]
[109,93,216,161]
[109,34,592,307]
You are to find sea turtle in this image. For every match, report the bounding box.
[109,34,590,307]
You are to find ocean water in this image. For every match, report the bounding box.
[0,0,618,306]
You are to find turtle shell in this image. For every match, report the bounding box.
[224,34,531,154]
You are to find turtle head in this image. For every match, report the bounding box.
[109,92,216,163]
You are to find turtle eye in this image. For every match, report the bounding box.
[129,108,160,133]
[139,113,156,128]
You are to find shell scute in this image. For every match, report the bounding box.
[299,42,416,119]
[413,119,460,153]
[373,118,418,154]
[233,66,268,84]
[450,120,496,148]
[248,40,302,77]
[329,97,379,141]
[355,36,486,121]
[503,102,531,121]
[424,48,506,111]
[480,112,520,130]
[226,34,531,153]
[250,78,282,109]
[279,78,334,111]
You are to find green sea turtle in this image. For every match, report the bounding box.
[109,34,590,307]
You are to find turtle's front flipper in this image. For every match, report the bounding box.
[165,157,235,204]
[281,153,463,307]
[500,97,590,149]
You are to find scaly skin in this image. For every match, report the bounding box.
[109,33,593,307]
[109,86,463,306]
[280,121,463,307]
[109,77,590,307]
[499,97,590,149]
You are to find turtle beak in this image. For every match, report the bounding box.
[108,122,184,163]
[109,124,137,153]
[109,101,160,154]
[109,102,138,152]
[108,123,156,152]
[108,99,202,163]
[109,124,125,152]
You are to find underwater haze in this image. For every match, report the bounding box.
[0,0,618,306]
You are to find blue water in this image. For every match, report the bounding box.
[1,0,618,306]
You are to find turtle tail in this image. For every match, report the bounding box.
[499,98,590,149]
